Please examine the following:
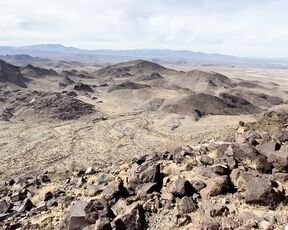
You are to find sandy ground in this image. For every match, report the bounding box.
[0,110,256,181]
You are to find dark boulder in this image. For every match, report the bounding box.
[112,202,147,230]
[171,178,195,198]
[102,178,128,201]
[200,176,233,198]
[62,201,90,230]
[84,199,114,224]
[245,178,284,207]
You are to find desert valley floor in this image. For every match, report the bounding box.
[0,58,288,229]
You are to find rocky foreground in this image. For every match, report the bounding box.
[0,105,288,230]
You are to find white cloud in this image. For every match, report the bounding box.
[0,0,288,57]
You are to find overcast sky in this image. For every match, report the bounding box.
[0,0,288,58]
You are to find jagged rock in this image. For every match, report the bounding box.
[191,180,206,192]
[235,133,247,144]
[201,219,221,230]
[62,201,90,230]
[231,143,260,162]
[170,178,195,197]
[111,199,128,216]
[271,129,288,143]
[272,172,288,182]
[85,167,96,175]
[267,149,288,172]
[143,199,158,213]
[40,174,51,183]
[256,142,281,157]
[84,199,114,224]
[199,155,214,166]
[82,217,112,230]
[67,91,78,97]
[229,143,272,172]
[210,164,231,175]
[245,178,284,206]
[73,83,94,92]
[214,156,236,170]
[34,202,48,212]
[176,214,192,227]
[10,191,27,202]
[17,198,34,212]
[230,168,258,191]
[102,178,128,201]
[127,160,161,191]
[0,199,10,214]
[112,202,147,230]
[200,176,232,198]
[138,163,161,184]
[77,177,87,187]
[177,196,197,214]
[200,200,229,217]
[259,220,273,230]
[136,182,159,195]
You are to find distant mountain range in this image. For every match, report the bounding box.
[0,44,287,67]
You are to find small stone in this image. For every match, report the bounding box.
[77,177,86,187]
[136,182,159,195]
[191,180,206,192]
[95,217,112,230]
[8,179,15,186]
[178,196,197,214]
[259,220,273,230]
[210,164,231,175]
[41,175,51,183]
[10,191,27,202]
[34,202,48,212]
[44,191,53,201]
[85,167,96,175]
[199,155,214,166]
[201,200,229,218]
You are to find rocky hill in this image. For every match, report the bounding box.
[0,60,29,88]
[21,64,58,78]
[95,60,176,79]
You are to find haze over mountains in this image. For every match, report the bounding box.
[1,44,288,68]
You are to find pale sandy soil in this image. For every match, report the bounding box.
[0,111,256,180]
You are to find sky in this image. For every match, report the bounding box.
[0,0,288,58]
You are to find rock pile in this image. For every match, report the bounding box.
[0,90,95,121]
[0,107,287,229]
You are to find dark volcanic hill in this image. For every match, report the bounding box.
[162,93,259,118]
[171,70,236,92]
[21,64,58,78]
[0,59,28,88]
[95,59,176,78]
